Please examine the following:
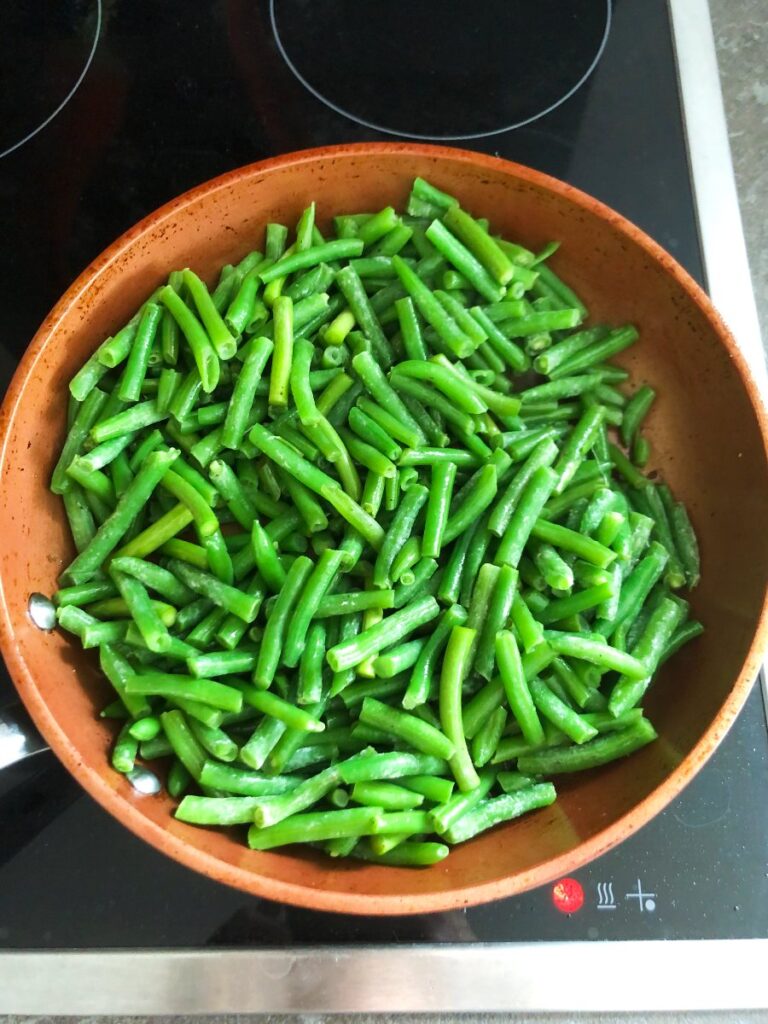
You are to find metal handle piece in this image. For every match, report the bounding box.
[0,702,49,770]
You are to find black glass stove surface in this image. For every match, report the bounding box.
[270,0,610,139]
[1,0,764,948]
[0,1,101,159]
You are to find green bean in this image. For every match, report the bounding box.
[66,458,116,504]
[124,673,243,713]
[531,542,572,591]
[159,468,219,538]
[518,717,657,775]
[550,405,604,495]
[316,372,355,420]
[186,648,258,678]
[118,303,163,402]
[346,410,398,464]
[159,538,207,570]
[394,295,428,360]
[238,716,287,770]
[298,622,327,705]
[97,644,151,719]
[199,761,297,796]
[351,351,424,442]
[221,337,273,449]
[351,781,424,811]
[358,697,453,759]
[267,294,293,408]
[339,427,394,478]
[252,555,313,687]
[544,631,646,678]
[158,709,210,781]
[390,536,421,586]
[389,555,437,607]
[248,519,286,593]
[444,783,557,844]
[540,582,615,625]
[659,618,704,665]
[437,625,480,792]
[90,399,169,445]
[398,448,475,472]
[488,438,560,538]
[389,255,474,358]
[165,558,261,621]
[110,722,138,774]
[235,684,324,735]
[372,639,424,678]
[529,519,617,567]
[548,657,592,709]
[668,498,701,587]
[327,594,439,673]
[470,563,517,680]
[470,706,507,768]
[506,594,541,655]
[62,449,179,584]
[126,715,161,742]
[176,795,267,826]
[338,750,447,785]
[632,433,651,467]
[441,205,514,284]
[430,769,495,834]
[52,389,109,494]
[440,464,499,547]
[260,239,363,283]
[595,541,669,636]
[551,325,638,379]
[314,590,393,619]
[54,579,116,609]
[321,482,384,549]
[335,265,393,364]
[282,549,344,667]
[373,484,428,587]
[495,631,546,745]
[61,485,99,552]
[608,596,687,715]
[528,678,598,744]
[187,719,239,762]
[248,422,335,491]
[621,385,656,447]
[390,372,475,437]
[496,466,558,567]
[249,807,383,850]
[424,220,504,303]
[182,268,238,359]
[159,286,220,392]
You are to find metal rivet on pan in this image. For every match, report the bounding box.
[28,593,57,631]
[126,768,162,795]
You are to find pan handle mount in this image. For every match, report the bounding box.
[0,702,50,770]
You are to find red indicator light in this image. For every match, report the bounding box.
[552,877,584,914]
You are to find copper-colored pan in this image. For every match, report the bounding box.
[1,143,767,915]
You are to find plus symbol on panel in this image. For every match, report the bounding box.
[625,879,656,913]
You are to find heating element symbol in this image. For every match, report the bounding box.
[596,882,616,909]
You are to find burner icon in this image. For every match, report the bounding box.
[625,879,657,913]
[596,881,616,910]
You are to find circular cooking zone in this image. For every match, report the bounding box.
[270,0,611,140]
[0,0,102,159]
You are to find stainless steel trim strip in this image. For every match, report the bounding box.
[1,5,766,1016]
[669,0,767,391]
[0,941,767,1014]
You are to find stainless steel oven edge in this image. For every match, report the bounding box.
[1,0,766,1014]
[0,941,767,1014]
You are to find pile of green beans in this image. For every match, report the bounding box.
[50,177,703,867]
